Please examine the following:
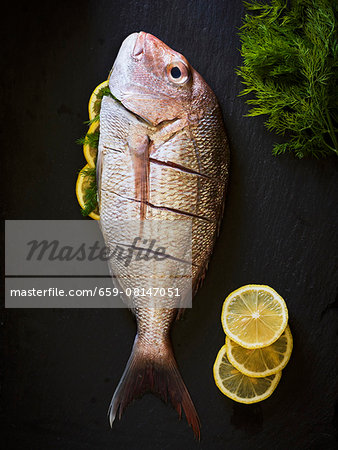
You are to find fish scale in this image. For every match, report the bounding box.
[97,32,229,439]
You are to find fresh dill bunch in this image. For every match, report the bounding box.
[80,167,98,217]
[237,0,338,158]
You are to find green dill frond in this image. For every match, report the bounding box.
[76,132,99,148]
[84,131,100,148]
[84,115,100,126]
[81,167,96,177]
[80,167,98,217]
[97,86,120,103]
[97,86,112,99]
[237,0,338,158]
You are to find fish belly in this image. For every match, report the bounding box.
[98,96,229,301]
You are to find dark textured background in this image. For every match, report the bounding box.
[2,0,338,449]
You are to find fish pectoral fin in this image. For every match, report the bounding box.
[128,132,150,220]
[108,335,201,440]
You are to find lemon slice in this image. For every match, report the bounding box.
[83,121,99,167]
[226,325,293,377]
[213,345,282,404]
[88,80,109,121]
[76,164,100,220]
[221,285,288,349]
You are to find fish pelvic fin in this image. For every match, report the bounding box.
[108,335,201,440]
[128,133,150,220]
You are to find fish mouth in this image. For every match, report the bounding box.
[109,31,163,125]
[132,31,165,60]
[132,31,147,60]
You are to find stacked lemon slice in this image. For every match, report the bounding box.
[76,80,109,220]
[213,285,293,404]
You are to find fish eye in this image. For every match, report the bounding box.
[167,62,189,84]
[171,67,181,78]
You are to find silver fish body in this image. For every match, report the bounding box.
[97,32,229,438]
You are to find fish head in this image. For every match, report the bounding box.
[109,32,216,126]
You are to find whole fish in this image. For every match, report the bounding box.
[97,32,229,439]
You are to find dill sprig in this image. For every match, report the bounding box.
[84,115,100,126]
[76,130,99,148]
[80,167,98,217]
[237,0,338,158]
[97,85,112,100]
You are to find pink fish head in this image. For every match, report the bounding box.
[109,32,217,126]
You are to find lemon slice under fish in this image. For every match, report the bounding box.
[76,164,100,220]
[83,121,100,168]
[213,345,282,404]
[221,285,288,349]
[76,80,108,219]
[226,325,293,377]
[88,80,109,121]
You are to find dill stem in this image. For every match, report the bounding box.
[325,110,338,155]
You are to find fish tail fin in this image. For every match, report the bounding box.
[108,335,201,440]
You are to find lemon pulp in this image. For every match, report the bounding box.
[213,345,282,404]
[226,325,293,377]
[222,285,288,349]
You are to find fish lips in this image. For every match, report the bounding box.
[108,32,152,122]
[132,31,147,60]
[108,32,146,97]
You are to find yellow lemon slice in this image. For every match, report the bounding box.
[221,285,288,349]
[83,121,99,167]
[226,325,293,377]
[213,345,282,404]
[88,80,109,121]
[76,164,100,220]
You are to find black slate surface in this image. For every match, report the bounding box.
[2,1,338,449]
